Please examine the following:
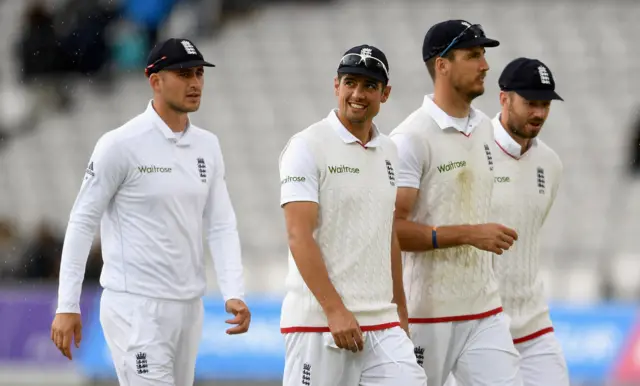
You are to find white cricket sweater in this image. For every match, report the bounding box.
[390,95,502,322]
[56,101,245,314]
[279,110,400,332]
[490,114,562,342]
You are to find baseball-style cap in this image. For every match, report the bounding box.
[145,38,215,77]
[422,20,500,61]
[499,58,563,101]
[337,44,390,83]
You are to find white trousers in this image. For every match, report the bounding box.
[99,289,204,386]
[283,326,427,386]
[516,332,569,386]
[443,331,569,386]
[410,313,520,386]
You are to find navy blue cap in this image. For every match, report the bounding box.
[145,38,214,77]
[422,20,499,61]
[337,44,389,83]
[499,58,563,101]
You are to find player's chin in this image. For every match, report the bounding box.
[466,85,485,100]
[524,126,542,137]
[346,110,367,122]
[182,100,201,112]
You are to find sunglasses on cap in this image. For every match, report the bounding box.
[338,53,389,80]
[439,24,486,57]
[145,56,168,77]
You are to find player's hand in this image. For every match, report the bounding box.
[326,306,364,353]
[51,313,82,360]
[224,299,251,335]
[397,305,410,338]
[467,223,518,255]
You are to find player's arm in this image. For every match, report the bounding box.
[391,132,517,254]
[395,187,477,251]
[280,137,344,314]
[57,134,126,314]
[53,132,127,359]
[280,137,363,352]
[284,203,346,316]
[390,223,409,335]
[391,132,476,251]
[204,138,249,335]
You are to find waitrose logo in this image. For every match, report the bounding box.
[437,160,466,173]
[138,165,172,174]
[328,165,360,174]
[281,176,306,184]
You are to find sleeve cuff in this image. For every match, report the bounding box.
[56,303,81,314]
[223,294,246,303]
[395,180,421,189]
[280,195,319,207]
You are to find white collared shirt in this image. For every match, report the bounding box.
[389,94,501,320]
[279,109,383,206]
[491,113,538,159]
[421,94,484,136]
[278,109,400,330]
[392,95,487,189]
[57,101,245,314]
[488,112,563,340]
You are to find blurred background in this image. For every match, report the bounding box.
[0,0,639,384]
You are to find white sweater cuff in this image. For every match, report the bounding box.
[208,235,245,302]
[56,223,94,314]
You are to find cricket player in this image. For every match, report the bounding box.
[279,44,427,386]
[390,20,521,386]
[51,38,251,385]
[490,58,568,386]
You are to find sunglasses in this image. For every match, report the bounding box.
[338,53,389,80]
[439,24,486,57]
[145,56,167,77]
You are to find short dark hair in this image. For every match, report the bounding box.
[425,50,456,81]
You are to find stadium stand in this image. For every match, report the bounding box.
[1,0,639,303]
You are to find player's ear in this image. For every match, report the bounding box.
[435,56,448,77]
[334,76,340,96]
[149,73,161,93]
[381,84,391,103]
[499,91,508,107]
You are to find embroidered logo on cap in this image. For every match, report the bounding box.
[181,41,197,55]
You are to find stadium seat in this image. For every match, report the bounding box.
[0,0,637,298]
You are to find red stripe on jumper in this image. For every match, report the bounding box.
[513,327,555,345]
[408,307,503,324]
[281,321,400,334]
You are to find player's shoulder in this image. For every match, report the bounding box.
[536,139,563,170]
[389,106,430,137]
[94,116,144,151]
[188,124,222,148]
[472,107,492,122]
[103,111,158,145]
[377,133,397,152]
[472,108,494,132]
[279,123,323,169]
[300,118,333,139]
[285,118,332,150]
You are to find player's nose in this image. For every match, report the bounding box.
[531,108,546,119]
[479,57,490,72]
[351,86,366,100]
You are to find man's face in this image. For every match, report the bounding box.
[153,66,204,113]
[334,74,390,125]
[441,47,490,101]
[502,91,551,139]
